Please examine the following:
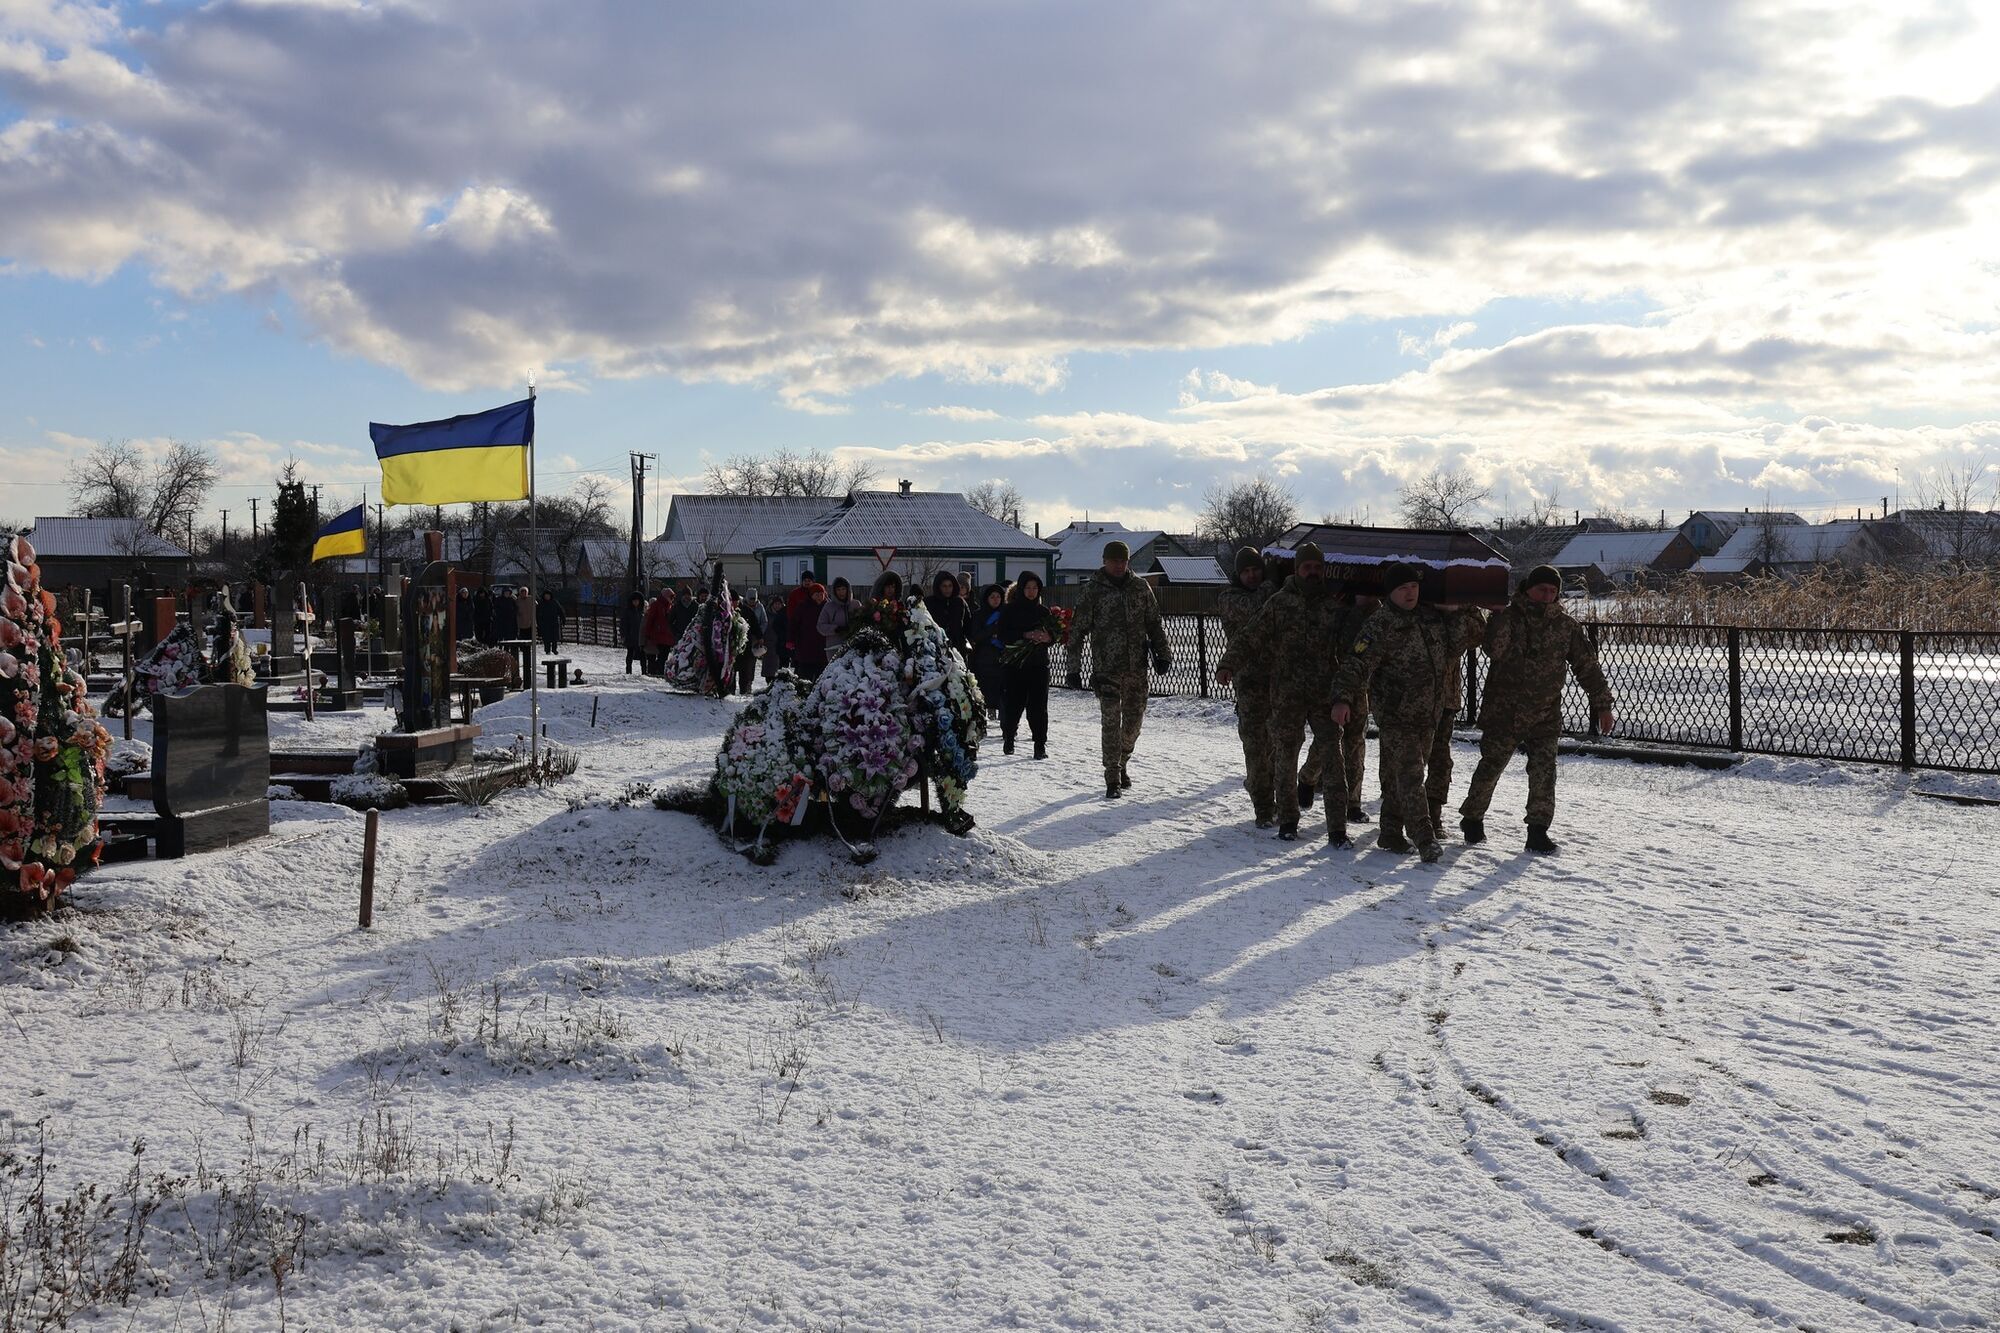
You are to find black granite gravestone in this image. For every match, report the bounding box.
[324,617,362,709]
[150,683,271,858]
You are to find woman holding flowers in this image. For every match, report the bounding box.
[998,571,1062,758]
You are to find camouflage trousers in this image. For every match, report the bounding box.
[1233,680,1279,818]
[1272,705,1348,835]
[1425,708,1459,814]
[1302,694,1367,805]
[1459,721,1562,827]
[1376,722,1439,846]
[1094,672,1149,778]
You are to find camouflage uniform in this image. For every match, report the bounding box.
[1067,568,1171,783]
[1303,599,1374,809]
[1217,573,1348,835]
[1424,609,1490,829]
[1216,574,1278,819]
[1334,603,1486,848]
[1459,594,1613,828]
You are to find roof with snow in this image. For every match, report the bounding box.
[1153,556,1229,584]
[1690,557,1764,575]
[1549,529,1685,574]
[1054,523,1166,572]
[1688,509,1806,529]
[23,517,189,559]
[662,495,844,556]
[761,491,1054,554]
[579,538,708,579]
[1714,520,1892,564]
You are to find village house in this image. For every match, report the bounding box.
[660,495,843,589]
[22,517,191,594]
[1548,529,1698,586]
[1047,521,1186,584]
[755,484,1054,592]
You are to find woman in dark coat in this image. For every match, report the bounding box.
[924,571,971,657]
[472,586,495,644]
[998,571,1054,758]
[871,570,904,603]
[535,591,562,656]
[490,585,519,642]
[763,593,787,679]
[971,582,1007,713]
[620,591,647,674]
[737,590,765,694]
[788,580,831,680]
[454,586,475,643]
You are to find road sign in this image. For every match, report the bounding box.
[873,545,897,569]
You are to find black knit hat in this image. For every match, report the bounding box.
[1381,561,1422,593]
[1294,541,1324,564]
[1235,546,1265,574]
[1524,564,1561,592]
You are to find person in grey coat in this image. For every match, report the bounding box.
[816,576,854,640]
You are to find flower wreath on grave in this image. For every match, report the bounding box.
[105,622,206,716]
[664,573,749,696]
[713,670,814,851]
[0,535,110,907]
[898,601,986,814]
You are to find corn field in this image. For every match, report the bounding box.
[1596,568,2000,633]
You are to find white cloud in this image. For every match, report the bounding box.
[2,0,1998,517]
[917,405,1002,422]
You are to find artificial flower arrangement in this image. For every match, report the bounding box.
[104,622,206,717]
[712,669,815,857]
[664,570,749,696]
[898,600,987,816]
[699,594,990,862]
[1001,604,1072,666]
[1,534,110,909]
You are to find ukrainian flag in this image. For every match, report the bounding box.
[370,397,533,506]
[310,504,366,563]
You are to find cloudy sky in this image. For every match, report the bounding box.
[4,0,1998,537]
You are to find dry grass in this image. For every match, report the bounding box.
[1597,568,2000,633]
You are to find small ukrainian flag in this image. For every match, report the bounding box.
[370,397,533,507]
[310,504,367,563]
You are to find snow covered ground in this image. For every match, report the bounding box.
[5,644,1997,1330]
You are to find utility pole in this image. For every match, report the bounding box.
[250,497,259,543]
[628,451,655,600]
[219,510,229,554]
[309,484,322,527]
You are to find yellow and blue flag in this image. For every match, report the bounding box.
[310,504,366,563]
[370,397,533,506]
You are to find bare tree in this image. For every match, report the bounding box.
[494,476,619,591]
[703,447,876,498]
[1397,465,1491,529]
[965,480,1025,527]
[1910,460,2000,569]
[67,438,219,538]
[1198,476,1299,556]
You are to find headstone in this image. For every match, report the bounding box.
[270,603,295,659]
[380,593,402,652]
[251,581,268,629]
[151,595,177,649]
[150,683,271,858]
[324,617,362,709]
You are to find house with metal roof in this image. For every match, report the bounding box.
[754,486,1054,591]
[21,517,191,591]
[1048,521,1186,584]
[1548,529,1697,585]
[1883,508,2000,568]
[1679,509,1807,556]
[1712,519,1924,575]
[660,495,843,588]
[576,539,709,603]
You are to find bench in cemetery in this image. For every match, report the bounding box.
[542,656,574,689]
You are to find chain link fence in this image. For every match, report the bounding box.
[568,602,2000,774]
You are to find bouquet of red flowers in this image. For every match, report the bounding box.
[1001,605,1071,666]
[843,597,908,642]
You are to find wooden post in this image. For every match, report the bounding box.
[358,807,379,928]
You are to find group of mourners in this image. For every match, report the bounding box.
[615,533,1617,865]
[1061,539,1616,864]
[455,584,565,655]
[620,567,1064,755]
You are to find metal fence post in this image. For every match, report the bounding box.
[1586,622,1601,736]
[1899,630,1917,770]
[1196,614,1210,699]
[1726,626,1743,752]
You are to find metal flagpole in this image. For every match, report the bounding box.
[362,487,374,685]
[527,377,540,766]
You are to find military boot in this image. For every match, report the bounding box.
[1419,840,1444,864]
[1119,762,1132,790]
[1277,822,1299,841]
[1460,816,1486,846]
[1106,776,1123,800]
[1378,827,1412,853]
[1346,804,1370,824]
[1033,740,1047,760]
[1329,824,1351,849]
[1526,824,1559,854]
[1254,812,1274,830]
[1297,780,1315,809]
[1003,736,1015,755]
